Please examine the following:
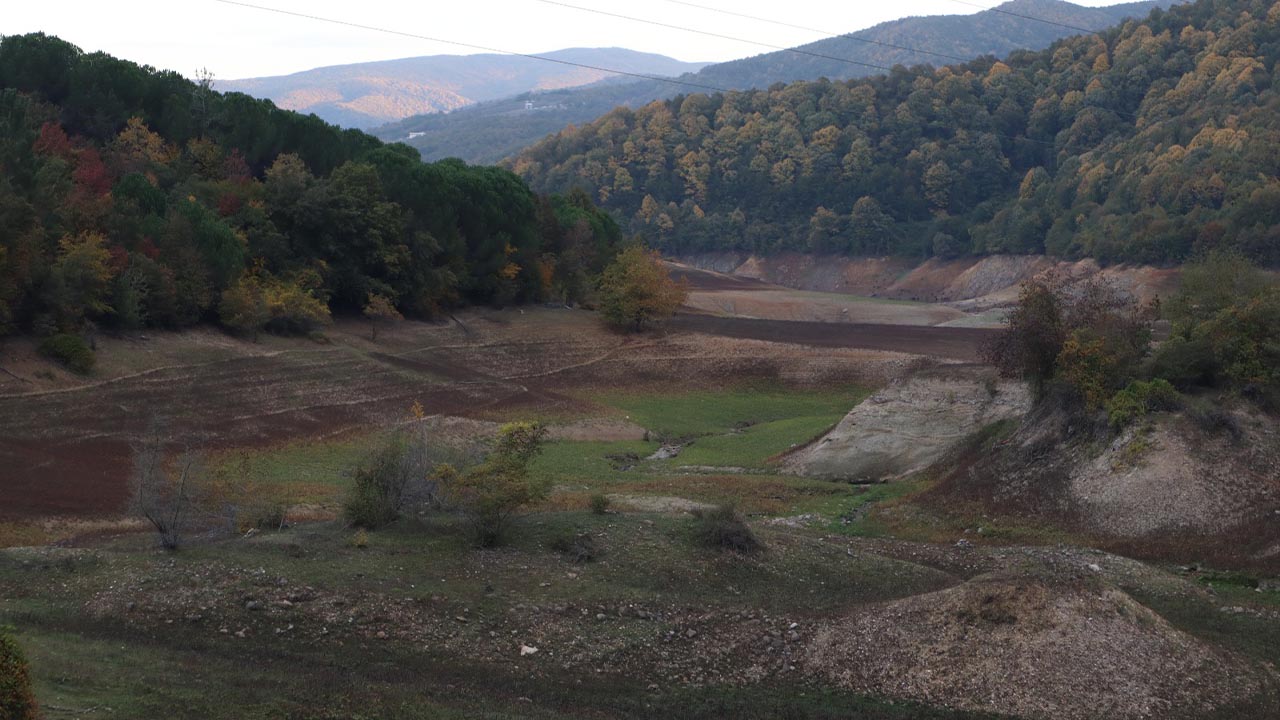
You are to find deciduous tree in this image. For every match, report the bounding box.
[596,246,687,332]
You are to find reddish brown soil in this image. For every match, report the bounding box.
[2,308,945,520]
[670,313,996,361]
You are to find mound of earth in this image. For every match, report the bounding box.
[803,573,1277,720]
[783,366,1030,480]
[933,401,1280,570]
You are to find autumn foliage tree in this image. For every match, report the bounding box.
[0,34,624,341]
[596,246,688,332]
[0,626,39,720]
[362,292,402,340]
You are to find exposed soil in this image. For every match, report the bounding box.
[805,571,1276,720]
[922,401,1280,573]
[1,308,924,520]
[670,314,997,361]
[676,252,1184,308]
[783,365,1030,480]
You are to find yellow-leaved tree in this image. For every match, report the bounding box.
[596,246,688,332]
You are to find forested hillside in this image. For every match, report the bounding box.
[221,48,708,130]
[511,0,1280,266]
[378,0,1174,164]
[0,34,621,343]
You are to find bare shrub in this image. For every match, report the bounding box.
[549,529,601,563]
[690,504,763,555]
[342,421,465,529]
[131,426,211,551]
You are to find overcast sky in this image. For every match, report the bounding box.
[4,0,1132,81]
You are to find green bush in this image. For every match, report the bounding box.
[439,422,549,547]
[588,493,610,515]
[1107,379,1181,429]
[1148,335,1219,389]
[37,333,94,374]
[0,626,40,720]
[343,437,413,529]
[690,504,762,555]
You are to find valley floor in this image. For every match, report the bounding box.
[2,268,1278,719]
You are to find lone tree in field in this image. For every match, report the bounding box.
[597,246,688,331]
[362,292,402,341]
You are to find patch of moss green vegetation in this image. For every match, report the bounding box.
[817,480,927,537]
[528,439,653,486]
[670,415,841,469]
[592,383,869,440]
[209,433,376,492]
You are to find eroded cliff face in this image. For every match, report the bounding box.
[675,253,1182,308]
[783,366,1031,481]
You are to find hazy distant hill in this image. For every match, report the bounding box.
[219,48,708,129]
[376,0,1175,164]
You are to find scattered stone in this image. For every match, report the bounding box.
[955,539,973,549]
[648,445,682,461]
[455,616,469,623]
[1087,563,1102,573]
[685,629,698,639]
[245,600,263,611]
[520,644,539,656]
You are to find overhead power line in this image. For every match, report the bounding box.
[210,0,732,94]
[532,0,896,74]
[939,0,1102,34]
[654,0,972,64]
[211,0,1109,148]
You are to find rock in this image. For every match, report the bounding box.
[685,629,698,639]
[596,613,607,621]
[376,631,387,639]
[520,644,539,656]
[955,539,973,549]
[1087,563,1102,573]
[245,600,263,611]
[455,616,469,623]
[647,445,682,460]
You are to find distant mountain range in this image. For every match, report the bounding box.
[219,48,709,129]
[374,0,1178,164]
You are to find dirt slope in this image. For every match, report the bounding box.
[784,366,1030,480]
[676,253,1182,308]
[805,571,1276,720]
[929,401,1280,571]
